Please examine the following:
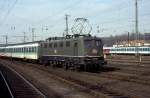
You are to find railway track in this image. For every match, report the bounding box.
[107,59,150,65]
[84,71,150,86]
[1,59,132,98]
[107,63,150,75]
[0,71,14,98]
[0,63,47,98]
[2,59,150,98]
[29,64,150,98]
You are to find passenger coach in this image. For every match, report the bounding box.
[0,41,40,60]
[103,46,150,55]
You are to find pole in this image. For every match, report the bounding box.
[23,32,26,43]
[65,14,69,35]
[135,0,139,57]
[128,32,130,46]
[5,36,8,46]
[32,28,34,42]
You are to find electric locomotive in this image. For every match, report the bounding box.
[39,34,105,71]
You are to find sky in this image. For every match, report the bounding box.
[0,0,150,44]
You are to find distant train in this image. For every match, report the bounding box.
[0,34,106,71]
[103,46,150,55]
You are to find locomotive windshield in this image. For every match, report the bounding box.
[84,39,102,48]
[95,40,103,47]
[84,40,93,48]
[84,39,103,56]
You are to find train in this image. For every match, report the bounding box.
[103,46,150,55]
[0,34,106,71]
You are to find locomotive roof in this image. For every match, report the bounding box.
[44,35,101,43]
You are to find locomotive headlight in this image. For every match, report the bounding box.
[92,49,98,54]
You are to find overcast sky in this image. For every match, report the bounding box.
[0,0,150,44]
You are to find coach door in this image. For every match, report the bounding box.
[74,42,78,56]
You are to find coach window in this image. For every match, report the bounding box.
[32,47,34,52]
[145,48,147,51]
[66,41,70,47]
[22,48,23,52]
[31,47,32,52]
[26,48,28,52]
[31,47,34,52]
[29,48,30,52]
[31,48,32,52]
[27,48,28,52]
[30,48,32,52]
[25,48,27,52]
[35,47,37,52]
[26,48,28,53]
[54,43,57,48]
[28,48,30,52]
[34,47,36,52]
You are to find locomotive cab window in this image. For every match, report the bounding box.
[95,40,102,46]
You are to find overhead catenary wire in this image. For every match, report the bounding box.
[0,0,18,27]
[32,0,82,25]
